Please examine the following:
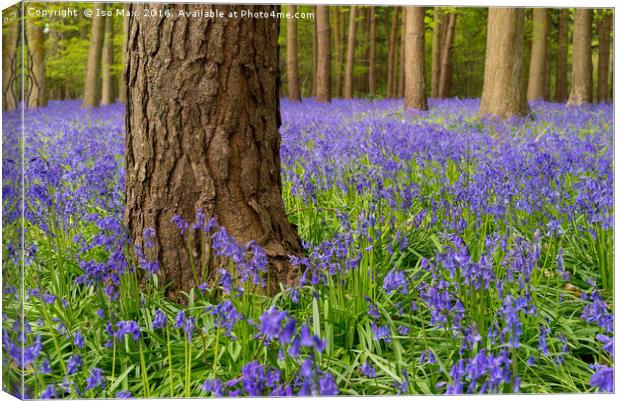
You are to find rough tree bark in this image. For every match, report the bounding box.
[287,5,301,102]
[83,11,106,107]
[316,6,331,102]
[387,7,400,98]
[344,6,356,99]
[101,7,115,105]
[597,9,611,103]
[567,9,593,106]
[438,11,456,99]
[527,8,550,102]
[125,4,302,298]
[368,6,377,96]
[404,6,427,110]
[555,8,569,102]
[26,12,47,108]
[479,8,529,118]
[118,6,129,103]
[2,7,19,111]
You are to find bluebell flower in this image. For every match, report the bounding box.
[361,360,376,378]
[596,334,614,358]
[116,321,141,341]
[67,354,82,374]
[40,385,56,399]
[74,331,84,349]
[85,367,106,390]
[319,373,338,395]
[116,390,133,398]
[151,309,168,330]
[258,307,287,342]
[383,268,409,295]
[590,365,613,392]
[202,378,224,396]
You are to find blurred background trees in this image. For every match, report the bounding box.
[2,4,614,113]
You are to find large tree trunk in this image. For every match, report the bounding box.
[315,6,331,102]
[479,8,529,118]
[2,7,19,111]
[118,6,129,103]
[527,8,550,101]
[26,13,47,108]
[368,6,377,96]
[125,4,302,298]
[83,11,106,107]
[438,11,456,99]
[387,7,400,98]
[344,6,356,99]
[101,7,115,105]
[555,8,569,102]
[404,6,427,110]
[431,7,442,98]
[287,5,301,102]
[567,9,593,106]
[597,10,611,103]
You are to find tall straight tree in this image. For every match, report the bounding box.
[387,7,400,98]
[333,7,344,97]
[555,8,569,102]
[26,12,47,108]
[287,5,301,101]
[438,11,456,98]
[2,7,19,111]
[368,7,377,96]
[597,9,611,103]
[101,7,115,105]
[527,8,550,101]
[343,6,357,99]
[479,8,529,118]
[315,6,331,102]
[118,6,129,103]
[404,6,427,110]
[83,10,106,107]
[567,9,593,106]
[431,7,442,98]
[398,14,405,98]
[125,4,302,297]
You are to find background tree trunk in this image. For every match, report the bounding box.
[387,8,400,98]
[597,10,611,103]
[125,4,302,298]
[431,7,442,98]
[2,8,19,111]
[404,6,427,110]
[333,7,343,98]
[316,6,331,102]
[438,11,456,99]
[555,8,569,102]
[398,15,405,98]
[344,6,356,99]
[118,7,129,103]
[83,11,106,107]
[368,7,377,97]
[479,8,529,118]
[527,8,550,101]
[26,13,47,108]
[567,9,593,106]
[287,5,301,102]
[101,7,115,105]
[312,11,317,97]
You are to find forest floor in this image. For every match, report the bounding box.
[1,98,614,397]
